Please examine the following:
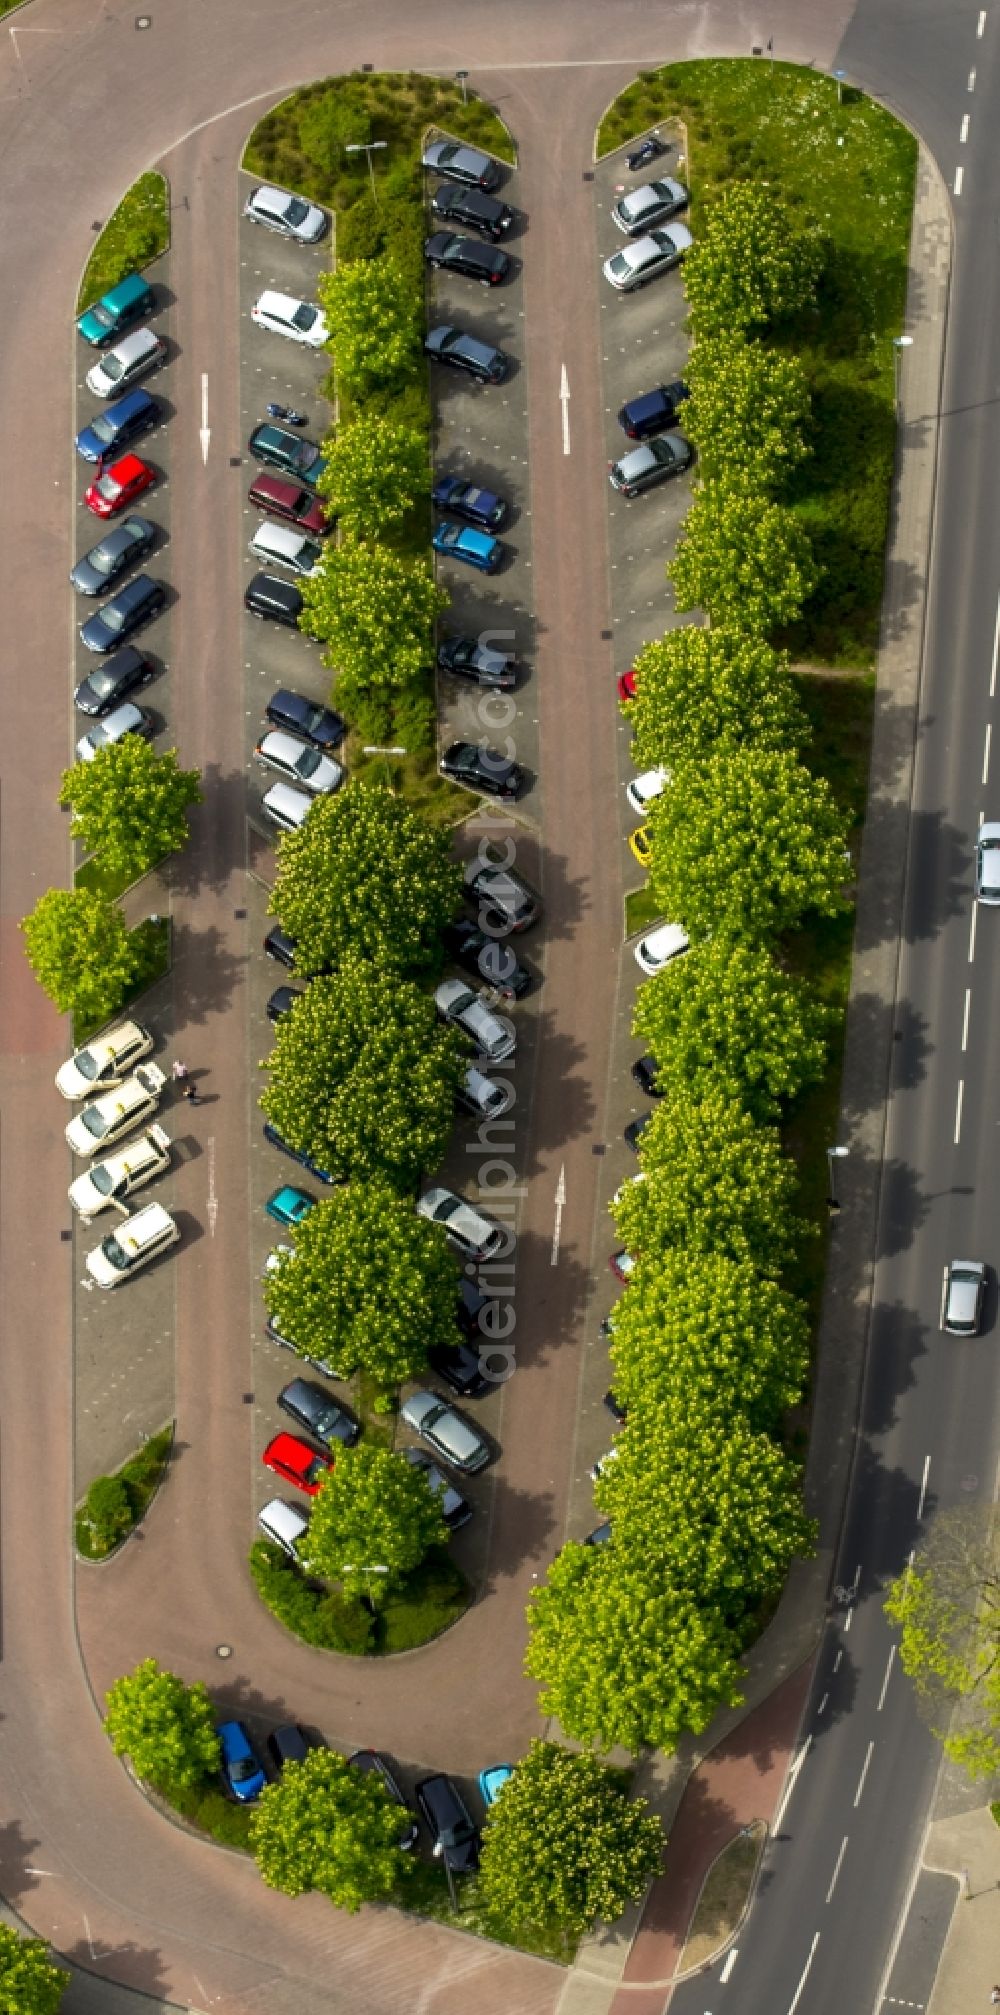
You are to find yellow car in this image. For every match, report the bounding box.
[628,823,653,869]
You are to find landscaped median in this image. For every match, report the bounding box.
[76,170,170,315]
[75,1426,173,1560]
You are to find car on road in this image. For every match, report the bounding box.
[609,433,692,496]
[248,422,328,488]
[266,984,303,1023]
[603,223,692,292]
[416,1186,506,1264]
[611,177,689,234]
[632,1053,664,1097]
[56,1019,153,1100]
[634,921,689,975]
[463,854,540,934]
[248,473,330,537]
[250,290,329,347]
[427,1336,490,1399]
[610,1249,637,1281]
[243,183,328,242]
[262,1120,335,1183]
[424,324,508,384]
[414,1771,480,1873]
[245,572,303,627]
[255,729,344,796]
[439,740,523,798]
[70,516,156,596]
[422,140,501,190]
[975,822,1000,903]
[278,1377,360,1449]
[443,919,531,999]
[430,181,513,240]
[84,452,157,518]
[402,1390,490,1474]
[75,388,160,463]
[432,474,507,529]
[249,519,323,578]
[262,781,313,833]
[432,521,503,573]
[265,1183,313,1227]
[435,977,515,1064]
[263,1431,332,1496]
[478,1764,513,1807]
[436,634,517,691]
[65,1062,167,1157]
[424,230,510,285]
[79,574,165,653]
[74,645,155,718]
[617,380,689,439]
[77,272,156,346]
[626,766,669,815]
[85,326,166,400]
[217,1721,266,1804]
[348,1750,420,1847]
[941,1259,988,1335]
[257,1498,310,1560]
[68,1125,171,1218]
[85,1200,179,1288]
[628,824,652,868]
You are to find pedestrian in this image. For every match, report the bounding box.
[990,1987,1000,2005]
[183,1081,201,1106]
[172,1060,189,1083]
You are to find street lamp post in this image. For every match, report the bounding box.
[345,139,388,199]
[455,69,469,103]
[893,335,913,416]
[826,1144,849,1215]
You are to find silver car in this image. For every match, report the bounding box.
[254,729,344,796]
[243,184,328,243]
[941,1260,987,1335]
[416,1185,507,1262]
[609,434,692,497]
[975,822,1000,903]
[75,702,153,763]
[403,1446,472,1527]
[400,1390,490,1473]
[434,978,515,1064]
[612,177,689,235]
[85,327,167,400]
[421,140,501,192]
[603,223,693,292]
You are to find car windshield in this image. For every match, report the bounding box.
[231,1757,258,1782]
[436,1198,460,1224]
[89,546,116,575]
[100,605,127,633]
[89,412,117,444]
[607,253,631,278]
[94,473,121,501]
[283,196,310,226]
[90,303,115,329]
[440,1819,474,1848]
[291,303,318,332]
[99,1233,131,1272]
[101,355,124,383]
[295,746,323,781]
[82,1105,110,1138]
[90,1164,115,1196]
[73,1046,101,1082]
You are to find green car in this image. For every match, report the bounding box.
[247,422,328,490]
[264,1184,315,1229]
[77,273,156,348]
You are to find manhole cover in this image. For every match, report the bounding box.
[216,1644,233,1659]
[136,14,152,27]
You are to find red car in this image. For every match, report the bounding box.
[609,1249,637,1282]
[248,472,331,537]
[85,452,156,519]
[262,1431,332,1496]
[617,667,638,704]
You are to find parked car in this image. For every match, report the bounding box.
[609,433,692,496]
[463,854,540,934]
[250,290,328,346]
[245,571,303,627]
[430,181,513,240]
[404,1448,472,1529]
[77,272,156,346]
[439,740,522,798]
[435,978,515,1063]
[262,1431,332,1497]
[436,633,517,691]
[263,923,298,968]
[417,1186,506,1263]
[266,1316,343,1384]
[264,1183,314,1227]
[244,183,328,242]
[604,1389,628,1425]
[401,1388,488,1472]
[456,1278,491,1342]
[941,1259,988,1335]
[433,521,503,573]
[478,1764,513,1807]
[65,1062,167,1157]
[266,984,303,1022]
[68,1125,171,1218]
[632,1053,664,1097]
[84,452,156,518]
[79,573,165,653]
[584,1521,613,1547]
[248,473,330,537]
[633,922,689,975]
[255,729,344,796]
[257,1498,310,1560]
[266,1725,318,1772]
[278,1377,360,1449]
[77,707,151,772]
[626,767,669,815]
[70,516,156,596]
[617,665,639,703]
[617,380,689,439]
[424,324,509,384]
[432,474,507,529]
[414,1771,480,1873]
[262,781,313,832]
[247,422,327,487]
[427,1337,490,1399]
[85,327,166,400]
[85,1201,179,1288]
[443,919,531,999]
[610,1249,637,1282]
[628,824,652,869]
[56,1018,153,1100]
[75,387,160,463]
[421,140,501,191]
[457,1066,511,1120]
[424,230,509,284]
[262,1120,335,1182]
[249,519,323,578]
[265,689,344,750]
[348,1750,420,1848]
[603,223,692,292]
[217,1721,266,1803]
[975,822,1000,903]
[611,177,689,234]
[624,1113,651,1152]
[74,645,154,718]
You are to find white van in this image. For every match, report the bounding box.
[258,1497,310,1560]
[85,1201,179,1288]
[249,520,322,578]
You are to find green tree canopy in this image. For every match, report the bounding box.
[260,961,462,1189]
[59,740,201,880]
[300,542,448,688]
[684,184,822,334]
[885,1507,1000,1779]
[306,1443,448,1596]
[684,331,811,488]
[613,1089,803,1276]
[609,1252,809,1433]
[648,747,850,943]
[271,783,461,978]
[318,416,428,540]
[669,480,817,633]
[625,627,807,769]
[478,1742,662,1940]
[634,937,829,1117]
[0,1926,68,2015]
[103,1657,220,1793]
[264,1180,460,1386]
[297,87,372,180]
[317,255,422,394]
[251,1746,410,1910]
[21,889,145,1026]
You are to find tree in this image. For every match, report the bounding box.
[885,1507,1000,1778]
[648,747,850,942]
[80,1474,133,1556]
[59,740,201,880]
[317,256,422,394]
[634,938,829,1117]
[21,889,146,1026]
[0,1926,68,2015]
[684,331,811,488]
[669,480,817,633]
[300,542,448,688]
[264,1180,460,1386]
[270,784,461,978]
[684,184,821,334]
[260,961,462,1189]
[612,1089,803,1276]
[305,1443,448,1596]
[478,1742,662,1941]
[625,626,807,769]
[251,1746,410,1910]
[297,87,371,181]
[103,1657,220,1793]
[609,1253,809,1433]
[319,417,428,540]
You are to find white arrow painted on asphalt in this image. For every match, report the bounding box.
[199,372,211,464]
[550,1164,566,1265]
[559,364,570,455]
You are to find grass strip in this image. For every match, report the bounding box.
[77,172,170,314]
[75,1426,173,1560]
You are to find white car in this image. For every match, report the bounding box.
[68,1125,171,1217]
[243,184,328,243]
[633,922,690,975]
[249,520,323,579]
[434,979,515,1064]
[612,177,689,234]
[416,1185,507,1262]
[262,781,314,832]
[75,701,153,763]
[65,1062,167,1157]
[603,222,692,292]
[457,1066,512,1121]
[56,1018,153,1100]
[250,290,329,347]
[975,822,1000,903]
[625,767,670,817]
[86,1201,180,1288]
[255,729,344,796]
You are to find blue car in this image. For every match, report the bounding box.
[217,1721,266,1803]
[262,1121,335,1186]
[478,1763,513,1807]
[265,1183,315,1228]
[432,520,502,573]
[432,474,506,530]
[76,388,161,464]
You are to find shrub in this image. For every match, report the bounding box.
[249,1541,375,1653]
[80,1476,133,1555]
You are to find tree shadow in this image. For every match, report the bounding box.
[163,764,250,901]
[838,990,931,1128]
[853,804,967,953]
[58,1939,171,2006]
[165,919,245,1025]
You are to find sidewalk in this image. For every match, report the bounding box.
[925,1805,1000,2014]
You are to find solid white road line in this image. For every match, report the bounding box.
[826,1835,849,1903]
[984,721,992,782]
[878,1644,897,1711]
[961,113,971,141]
[917,1452,931,1522]
[773,1735,812,1834]
[991,592,1000,695]
[955,1077,964,1143]
[962,986,971,1050]
[199,372,210,464]
[978,8,986,34]
[787,1934,820,2015]
[559,364,570,455]
[969,901,978,962]
[854,1741,875,1807]
[719,1946,738,1983]
[550,1163,566,1265]
[954,164,964,194]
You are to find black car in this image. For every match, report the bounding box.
[265,688,345,751]
[442,919,531,1000]
[428,1337,490,1398]
[263,923,298,968]
[584,1521,613,1547]
[262,1121,335,1184]
[436,634,517,691]
[632,1053,664,1097]
[266,1724,317,1772]
[265,1315,344,1383]
[430,181,513,242]
[463,855,541,935]
[266,985,303,1022]
[440,741,523,799]
[248,422,327,488]
[617,380,690,440]
[424,231,510,286]
[414,1772,480,1875]
[245,572,303,627]
[70,515,157,597]
[348,1751,420,1850]
[278,1376,360,1448]
[624,1113,650,1152]
[432,475,507,530]
[424,325,508,385]
[604,1389,628,1426]
[456,1278,490,1341]
[74,644,154,717]
[79,573,165,654]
